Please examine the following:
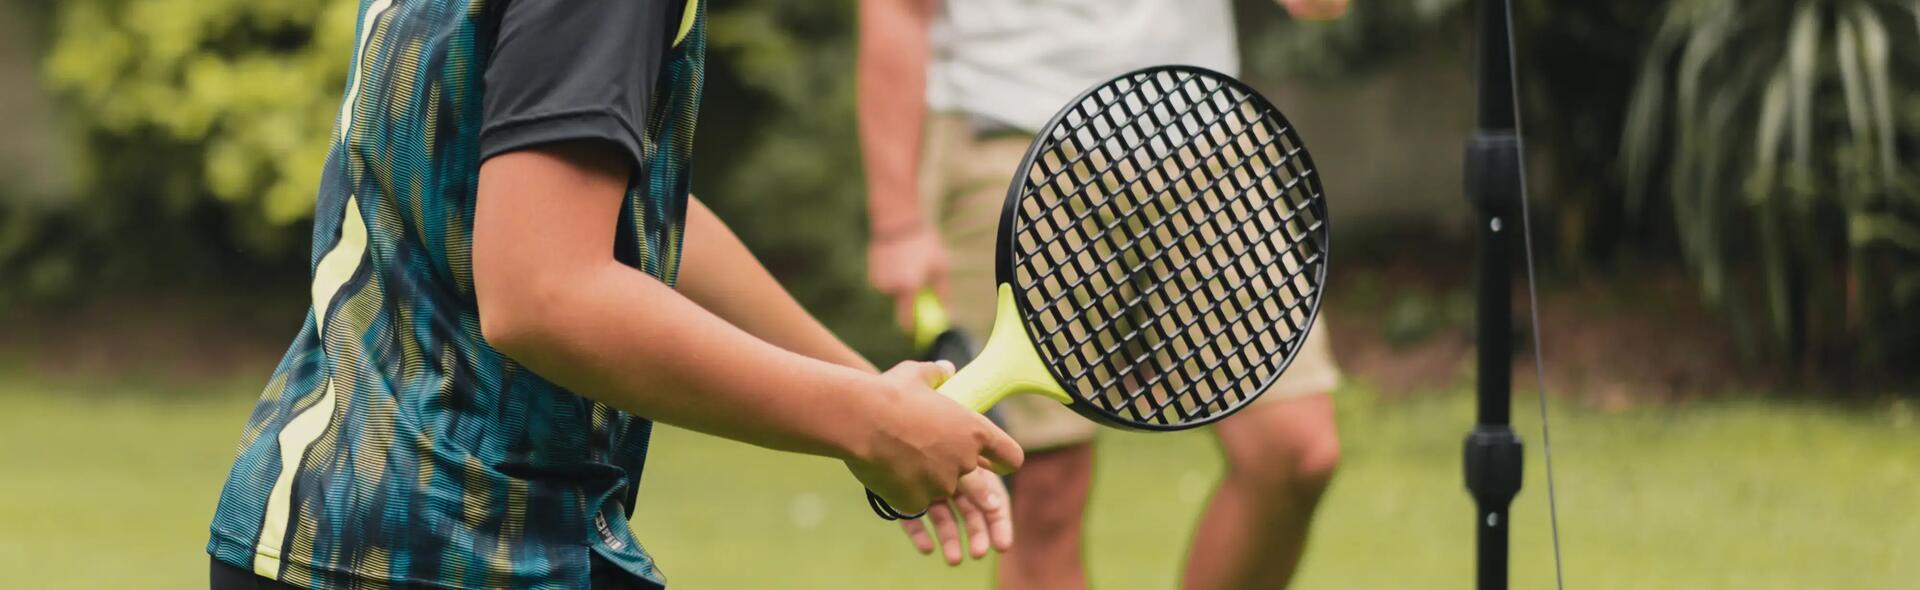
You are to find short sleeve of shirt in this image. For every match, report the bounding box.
[480,0,677,167]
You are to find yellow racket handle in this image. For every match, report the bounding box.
[933,284,1071,412]
[910,289,951,352]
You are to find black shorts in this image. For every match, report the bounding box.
[209,560,302,590]
[210,555,661,589]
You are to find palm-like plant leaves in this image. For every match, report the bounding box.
[1623,0,1920,368]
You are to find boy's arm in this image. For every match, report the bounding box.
[473,142,1020,512]
[857,0,946,326]
[676,198,874,372]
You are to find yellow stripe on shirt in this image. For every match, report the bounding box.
[675,0,698,46]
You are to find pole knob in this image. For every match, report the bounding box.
[1463,131,1522,216]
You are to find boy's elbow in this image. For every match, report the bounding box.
[478,290,538,358]
[475,269,553,359]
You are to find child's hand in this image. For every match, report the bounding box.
[847,361,1024,516]
[899,468,1013,565]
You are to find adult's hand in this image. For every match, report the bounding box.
[867,223,949,329]
[1279,0,1349,20]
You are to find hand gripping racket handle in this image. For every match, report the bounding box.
[866,286,1069,520]
[870,290,952,521]
[869,290,951,521]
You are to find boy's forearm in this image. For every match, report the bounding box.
[676,198,876,372]
[857,0,936,234]
[493,260,884,461]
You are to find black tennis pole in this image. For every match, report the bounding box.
[1462,0,1525,589]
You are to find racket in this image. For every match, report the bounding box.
[869,65,1330,519]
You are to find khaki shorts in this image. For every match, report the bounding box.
[919,114,1342,451]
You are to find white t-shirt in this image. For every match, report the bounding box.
[927,0,1239,132]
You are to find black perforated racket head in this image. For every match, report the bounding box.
[997,65,1330,431]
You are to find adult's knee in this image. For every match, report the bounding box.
[1218,396,1341,496]
[1232,430,1340,497]
[1009,444,1096,544]
[1286,430,1341,491]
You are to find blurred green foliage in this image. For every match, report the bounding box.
[43,0,355,235]
[0,0,354,304]
[13,0,907,354]
[695,0,901,357]
[1622,0,1920,368]
[1510,0,1669,262]
[1383,289,1474,349]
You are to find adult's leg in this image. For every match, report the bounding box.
[994,443,1095,590]
[1181,392,1340,590]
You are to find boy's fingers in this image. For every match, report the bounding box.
[972,477,1014,552]
[928,503,963,566]
[988,496,1014,553]
[916,359,956,384]
[957,496,989,559]
[900,519,934,554]
[976,423,1025,475]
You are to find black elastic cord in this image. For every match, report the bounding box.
[867,488,926,521]
[1501,0,1567,586]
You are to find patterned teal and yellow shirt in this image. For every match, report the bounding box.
[208,0,704,587]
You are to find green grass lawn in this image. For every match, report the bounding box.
[1,375,1914,589]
